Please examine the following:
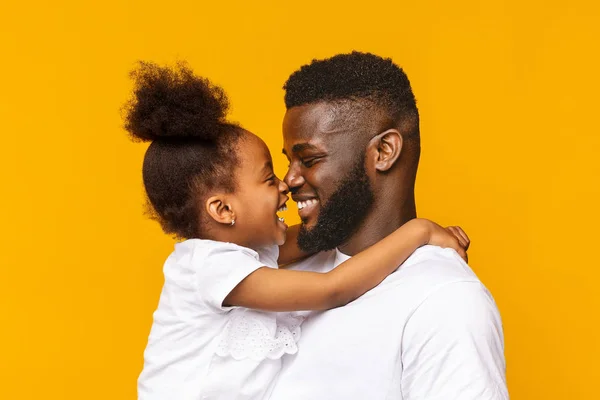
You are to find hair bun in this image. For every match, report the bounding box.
[123,61,231,142]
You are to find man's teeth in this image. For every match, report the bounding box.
[278,217,285,222]
[296,199,318,210]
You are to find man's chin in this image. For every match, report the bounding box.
[300,215,318,230]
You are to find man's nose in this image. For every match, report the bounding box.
[283,164,305,193]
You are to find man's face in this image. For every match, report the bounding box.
[282,102,374,252]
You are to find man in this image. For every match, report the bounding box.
[269,52,507,399]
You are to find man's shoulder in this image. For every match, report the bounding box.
[356,244,493,310]
[286,249,337,273]
[288,245,483,287]
[387,245,482,288]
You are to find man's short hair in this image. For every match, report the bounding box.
[283,51,419,138]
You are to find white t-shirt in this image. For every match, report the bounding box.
[138,239,305,400]
[269,245,508,400]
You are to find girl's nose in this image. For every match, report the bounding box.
[278,177,290,195]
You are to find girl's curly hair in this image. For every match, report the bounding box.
[122,61,243,239]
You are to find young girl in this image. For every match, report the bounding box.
[125,62,469,400]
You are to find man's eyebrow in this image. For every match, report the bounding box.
[282,143,319,156]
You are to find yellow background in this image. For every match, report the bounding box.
[1,0,599,398]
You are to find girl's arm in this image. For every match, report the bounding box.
[277,224,312,266]
[224,218,468,312]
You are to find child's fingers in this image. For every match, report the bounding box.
[452,226,470,251]
[446,226,468,249]
[455,245,468,263]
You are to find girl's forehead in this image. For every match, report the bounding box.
[239,132,273,168]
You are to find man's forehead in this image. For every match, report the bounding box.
[282,135,327,156]
[282,102,360,150]
[284,102,335,131]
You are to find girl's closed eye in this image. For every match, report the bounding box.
[266,175,277,185]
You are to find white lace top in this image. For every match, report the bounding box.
[137,239,306,400]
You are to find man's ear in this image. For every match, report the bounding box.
[205,195,235,225]
[368,129,403,172]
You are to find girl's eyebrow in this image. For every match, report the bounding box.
[261,161,274,175]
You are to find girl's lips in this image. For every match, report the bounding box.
[277,217,288,229]
[276,204,287,224]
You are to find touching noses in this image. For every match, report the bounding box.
[278,177,290,196]
[283,163,304,194]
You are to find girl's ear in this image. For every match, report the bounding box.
[206,195,235,225]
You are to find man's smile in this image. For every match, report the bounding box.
[293,196,320,224]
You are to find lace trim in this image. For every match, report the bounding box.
[215,309,305,361]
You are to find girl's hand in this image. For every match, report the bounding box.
[423,220,470,262]
[445,225,470,251]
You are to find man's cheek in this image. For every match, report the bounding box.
[308,169,330,191]
[313,173,338,199]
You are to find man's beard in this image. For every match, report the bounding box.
[297,153,374,253]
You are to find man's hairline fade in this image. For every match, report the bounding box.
[283,51,420,141]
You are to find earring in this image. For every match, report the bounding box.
[230,219,235,226]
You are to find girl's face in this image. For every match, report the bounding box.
[229,133,289,249]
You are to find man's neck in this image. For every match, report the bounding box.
[338,196,417,256]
